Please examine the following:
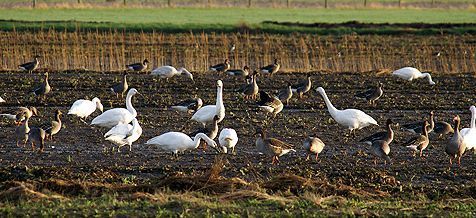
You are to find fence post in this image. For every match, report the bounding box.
[248,0,251,8]
[123,0,126,6]
[168,0,172,7]
[398,0,401,7]
[32,0,36,8]
[287,0,290,8]
[364,0,367,7]
[208,0,211,7]
[325,0,328,8]
[77,0,81,3]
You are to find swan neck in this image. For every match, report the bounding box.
[216,85,224,109]
[319,90,338,115]
[423,73,434,83]
[471,109,475,129]
[125,93,137,117]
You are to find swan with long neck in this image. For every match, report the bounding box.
[460,105,476,153]
[146,132,218,154]
[151,66,193,81]
[91,88,139,128]
[392,67,435,85]
[68,97,104,120]
[105,118,142,152]
[191,80,225,127]
[316,87,378,136]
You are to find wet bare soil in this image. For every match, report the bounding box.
[0,70,475,199]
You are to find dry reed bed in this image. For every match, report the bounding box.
[0,30,475,73]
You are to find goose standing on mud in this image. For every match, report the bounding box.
[226,66,250,76]
[171,97,203,114]
[291,75,312,99]
[460,106,476,154]
[110,73,129,98]
[146,132,218,156]
[209,59,230,73]
[15,118,30,147]
[360,119,395,146]
[28,126,46,153]
[219,128,238,154]
[433,119,454,138]
[68,97,104,121]
[392,67,435,85]
[41,109,63,140]
[32,72,51,101]
[1,106,38,125]
[104,118,142,152]
[255,128,295,165]
[446,115,466,167]
[241,73,259,100]
[191,80,225,127]
[126,59,149,72]
[151,66,194,82]
[402,121,430,158]
[355,82,383,106]
[260,58,280,75]
[257,91,283,118]
[303,136,325,161]
[278,83,293,105]
[401,111,434,134]
[369,119,396,165]
[91,88,139,128]
[316,87,378,137]
[19,55,40,74]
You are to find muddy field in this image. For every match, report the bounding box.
[0,69,475,202]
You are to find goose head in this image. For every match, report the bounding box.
[224,59,229,64]
[143,59,149,65]
[92,97,104,113]
[34,55,41,60]
[30,107,39,116]
[243,66,250,71]
[274,59,279,64]
[195,98,203,108]
[377,82,383,88]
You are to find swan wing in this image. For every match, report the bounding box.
[191,105,216,123]
[91,108,134,128]
[461,128,476,150]
[151,66,176,78]
[146,132,192,151]
[104,123,133,138]
[68,100,95,117]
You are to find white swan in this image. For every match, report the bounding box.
[191,80,225,127]
[316,87,378,136]
[0,97,5,103]
[68,97,104,120]
[104,118,142,152]
[151,66,193,81]
[91,88,139,128]
[461,105,476,153]
[392,67,435,85]
[145,132,217,155]
[219,128,238,154]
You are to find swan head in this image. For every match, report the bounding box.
[128,88,139,96]
[93,98,104,113]
[180,68,194,81]
[470,106,476,113]
[316,87,325,95]
[217,80,223,88]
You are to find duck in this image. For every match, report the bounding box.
[219,128,238,154]
[41,110,62,140]
[1,106,38,125]
[209,59,230,73]
[460,105,476,154]
[189,115,219,150]
[260,58,280,75]
[241,73,259,100]
[126,59,149,72]
[151,66,194,82]
[28,126,46,153]
[355,82,383,106]
[359,119,395,146]
[291,75,312,99]
[278,83,293,105]
[145,132,218,156]
[225,66,250,76]
[446,115,466,167]
[15,118,30,147]
[402,120,430,158]
[255,128,295,165]
[19,55,40,74]
[392,67,435,85]
[104,118,142,152]
[32,72,51,101]
[68,97,104,121]
[303,136,325,161]
[401,111,434,134]
[91,88,139,128]
[257,91,283,118]
[110,73,129,98]
[191,80,225,127]
[316,87,378,137]
[171,97,203,114]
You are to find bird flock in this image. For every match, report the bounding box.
[1,56,475,169]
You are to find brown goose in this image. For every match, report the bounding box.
[241,73,259,100]
[278,83,293,105]
[303,136,325,161]
[19,55,40,74]
[126,59,149,72]
[15,117,30,147]
[291,75,312,99]
[260,58,280,75]
[110,73,129,98]
[189,115,219,151]
[402,111,434,134]
[369,119,396,165]
[403,120,430,158]
[171,97,203,114]
[433,119,454,138]
[32,72,51,101]
[226,66,250,76]
[445,115,466,166]
[255,128,295,165]
[355,82,383,105]
[209,59,230,73]
[257,91,283,118]
[41,110,62,140]
[360,119,395,146]
[0,106,38,125]
[28,127,46,153]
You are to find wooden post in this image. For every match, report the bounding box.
[168,0,172,7]
[398,0,401,7]
[431,0,435,7]
[208,0,211,7]
[248,0,251,8]
[364,0,367,7]
[77,0,81,3]
[287,0,290,8]
[32,0,36,8]
[325,0,328,8]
